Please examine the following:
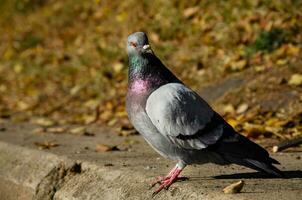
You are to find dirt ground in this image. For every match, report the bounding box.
[0,122,301,199]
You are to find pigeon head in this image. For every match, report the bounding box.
[127,32,153,55]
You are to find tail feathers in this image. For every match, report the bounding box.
[243,158,284,177]
[268,157,280,165]
[223,155,284,177]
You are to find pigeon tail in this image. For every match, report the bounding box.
[243,158,284,177]
[209,119,283,177]
[229,158,284,178]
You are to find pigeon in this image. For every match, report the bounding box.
[125,32,283,195]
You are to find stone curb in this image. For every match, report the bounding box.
[0,123,301,200]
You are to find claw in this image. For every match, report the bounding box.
[151,166,183,196]
[149,176,168,189]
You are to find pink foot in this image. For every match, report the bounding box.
[151,167,183,196]
[150,166,177,188]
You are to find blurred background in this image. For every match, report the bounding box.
[0,0,301,145]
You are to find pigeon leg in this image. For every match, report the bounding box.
[152,163,185,196]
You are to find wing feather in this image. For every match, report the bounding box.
[146,83,223,150]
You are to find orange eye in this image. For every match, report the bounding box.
[130,41,137,47]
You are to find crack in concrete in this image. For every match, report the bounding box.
[34,162,82,200]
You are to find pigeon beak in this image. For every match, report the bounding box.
[142,44,152,53]
[143,44,151,50]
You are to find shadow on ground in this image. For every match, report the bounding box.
[213,170,302,179]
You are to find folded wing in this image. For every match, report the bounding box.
[146,83,224,150]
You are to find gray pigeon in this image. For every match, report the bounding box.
[126,32,282,195]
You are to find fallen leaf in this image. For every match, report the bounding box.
[69,126,86,135]
[243,123,268,138]
[17,101,30,111]
[47,127,67,134]
[32,118,55,127]
[276,59,287,66]
[96,144,120,152]
[265,126,285,139]
[70,85,83,95]
[107,118,117,126]
[32,127,46,134]
[123,139,139,145]
[223,104,235,115]
[236,103,249,114]
[226,59,248,72]
[84,99,100,109]
[117,125,138,136]
[99,110,112,122]
[13,63,23,73]
[34,141,59,149]
[265,118,287,127]
[183,6,199,18]
[288,74,302,86]
[118,129,138,136]
[254,65,265,72]
[112,61,124,73]
[223,180,244,194]
[226,118,238,128]
[286,44,300,56]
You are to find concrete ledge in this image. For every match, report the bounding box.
[0,141,74,200]
[0,123,301,200]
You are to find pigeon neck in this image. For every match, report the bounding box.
[128,53,180,94]
[128,54,149,80]
[128,55,153,94]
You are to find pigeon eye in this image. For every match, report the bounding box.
[130,42,137,47]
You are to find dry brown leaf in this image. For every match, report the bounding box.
[96,144,120,152]
[100,110,112,122]
[117,125,138,136]
[32,118,55,127]
[286,44,300,56]
[47,126,67,134]
[32,127,46,134]
[69,126,87,135]
[243,123,267,138]
[254,65,265,72]
[84,99,100,109]
[83,114,98,124]
[17,101,30,111]
[112,61,124,73]
[236,103,249,114]
[34,141,59,149]
[118,129,138,136]
[232,59,248,71]
[225,59,248,72]
[123,139,139,145]
[107,118,117,126]
[223,104,235,115]
[265,118,287,127]
[223,180,244,194]
[265,126,286,139]
[226,118,238,128]
[183,6,199,18]
[288,74,302,86]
